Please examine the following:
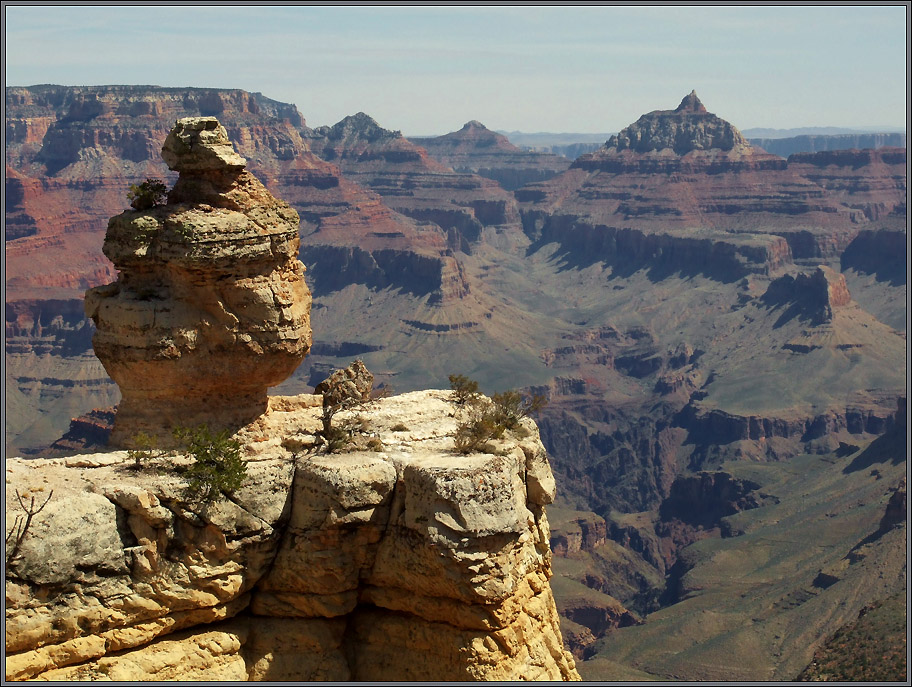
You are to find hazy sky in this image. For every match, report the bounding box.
[4,5,908,135]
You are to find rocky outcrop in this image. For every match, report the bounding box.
[46,407,116,454]
[603,90,751,157]
[4,390,579,681]
[412,121,571,191]
[680,395,898,449]
[762,265,853,325]
[305,113,524,253]
[84,117,312,446]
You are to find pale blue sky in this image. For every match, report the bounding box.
[4,5,908,135]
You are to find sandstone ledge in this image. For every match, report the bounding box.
[4,390,579,681]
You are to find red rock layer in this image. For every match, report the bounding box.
[304,113,524,253]
[517,92,907,271]
[5,86,461,306]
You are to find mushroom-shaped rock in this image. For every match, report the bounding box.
[85,117,311,447]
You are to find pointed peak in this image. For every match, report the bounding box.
[327,112,400,141]
[461,120,488,131]
[675,90,708,114]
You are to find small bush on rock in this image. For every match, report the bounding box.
[127,178,168,211]
[127,431,169,469]
[491,390,548,430]
[314,360,389,453]
[173,425,246,503]
[449,374,480,405]
[450,375,548,454]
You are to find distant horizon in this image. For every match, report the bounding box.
[5,6,908,135]
[4,81,907,141]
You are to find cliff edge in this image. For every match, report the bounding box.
[5,390,579,681]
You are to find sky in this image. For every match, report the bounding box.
[4,4,909,136]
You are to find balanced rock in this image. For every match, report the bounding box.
[84,117,312,446]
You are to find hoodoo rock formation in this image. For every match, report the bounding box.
[7,116,578,681]
[5,392,579,681]
[84,117,312,446]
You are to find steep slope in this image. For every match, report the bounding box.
[304,113,525,254]
[412,120,571,190]
[580,425,906,681]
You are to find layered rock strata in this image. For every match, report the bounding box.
[304,113,524,254]
[517,91,907,274]
[412,120,571,191]
[4,390,579,682]
[84,117,312,446]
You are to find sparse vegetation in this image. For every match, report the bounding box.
[127,431,169,469]
[390,422,410,432]
[453,407,504,454]
[490,389,547,430]
[127,178,168,211]
[5,489,54,570]
[314,360,389,453]
[173,425,247,503]
[449,375,548,454]
[449,374,480,405]
[797,592,907,682]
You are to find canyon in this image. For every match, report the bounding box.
[4,85,907,680]
[5,120,578,681]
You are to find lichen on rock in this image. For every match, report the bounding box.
[84,117,312,446]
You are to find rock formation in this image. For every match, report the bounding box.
[5,391,579,681]
[84,117,312,446]
[304,112,524,254]
[518,91,906,269]
[412,120,571,190]
[747,132,906,158]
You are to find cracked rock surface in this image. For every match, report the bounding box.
[5,390,579,681]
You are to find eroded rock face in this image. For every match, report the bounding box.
[84,117,312,446]
[606,90,751,156]
[4,391,579,682]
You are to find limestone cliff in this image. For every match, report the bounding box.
[5,391,579,681]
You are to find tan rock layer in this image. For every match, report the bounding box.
[4,391,579,681]
[84,117,312,446]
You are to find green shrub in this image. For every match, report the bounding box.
[127,431,168,469]
[454,410,503,455]
[127,178,168,211]
[490,390,548,429]
[449,374,480,405]
[450,379,548,455]
[173,425,246,503]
